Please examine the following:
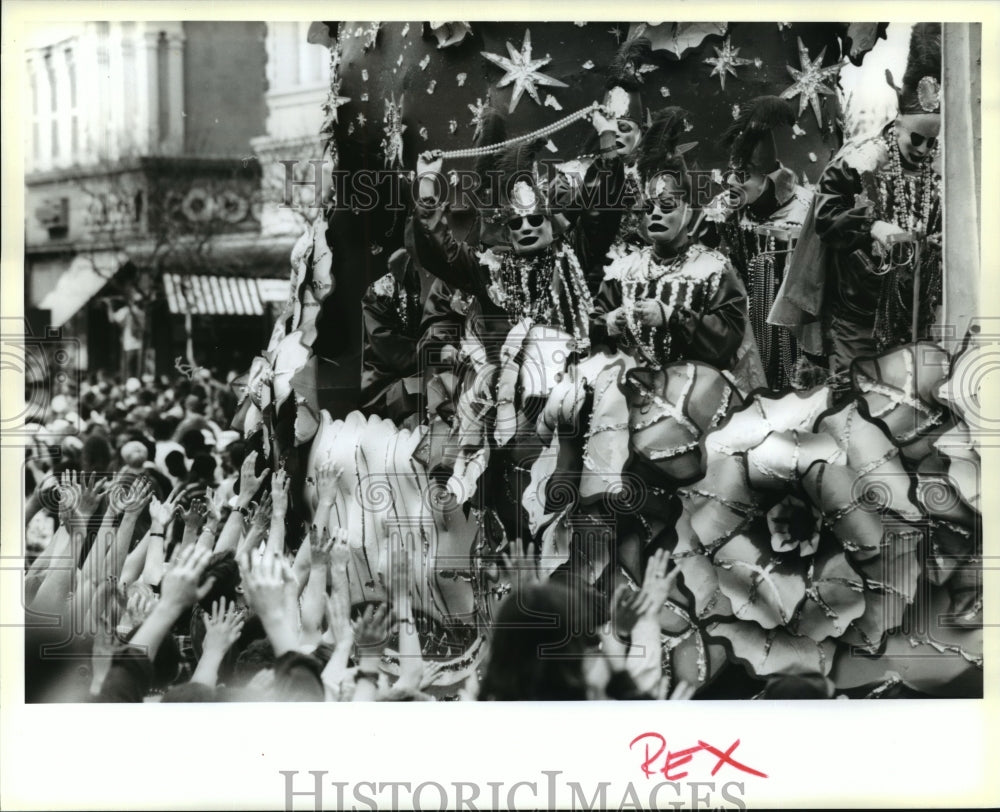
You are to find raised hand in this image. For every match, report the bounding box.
[418,660,445,691]
[270,467,289,519]
[610,583,653,638]
[417,149,444,178]
[352,603,391,659]
[121,478,154,517]
[315,459,341,507]
[238,549,294,620]
[640,548,678,611]
[202,597,245,655]
[249,492,273,532]
[238,450,271,506]
[180,498,209,534]
[148,492,179,530]
[160,545,215,610]
[78,472,109,517]
[308,524,335,569]
[203,486,226,526]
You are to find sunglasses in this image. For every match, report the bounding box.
[906,131,938,150]
[641,197,683,214]
[507,214,546,230]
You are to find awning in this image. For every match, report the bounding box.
[38,250,128,328]
[163,274,289,316]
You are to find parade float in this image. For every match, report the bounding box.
[230,22,981,698]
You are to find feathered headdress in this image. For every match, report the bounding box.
[636,106,697,183]
[719,95,796,170]
[894,23,942,115]
[494,137,550,219]
[603,37,653,126]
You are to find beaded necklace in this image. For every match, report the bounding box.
[487,243,593,349]
[620,246,692,366]
[872,123,943,351]
[877,122,941,236]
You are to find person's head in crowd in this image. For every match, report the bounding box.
[180,428,208,459]
[81,433,113,475]
[183,394,205,417]
[196,551,243,615]
[150,414,180,442]
[49,393,70,418]
[52,435,84,475]
[232,637,276,688]
[187,453,218,485]
[479,582,592,701]
[220,436,246,477]
[164,449,188,481]
[120,440,149,473]
[137,389,157,407]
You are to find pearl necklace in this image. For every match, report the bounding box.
[438,103,600,159]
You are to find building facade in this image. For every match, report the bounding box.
[24,22,298,380]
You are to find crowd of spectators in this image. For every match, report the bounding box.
[23,370,838,703]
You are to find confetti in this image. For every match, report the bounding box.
[449,170,459,186]
[638,64,658,75]
[370,244,383,256]
[427,80,437,94]
[808,152,818,162]
[544,95,563,111]
[361,69,369,81]
[360,92,369,102]
[356,112,367,126]
[660,86,671,98]
[348,122,355,135]
[731,104,741,120]
[582,60,595,70]
[457,72,467,86]
[792,123,806,138]
[684,119,694,132]
[754,58,763,68]
[354,27,363,37]
[448,119,458,134]
[419,126,429,140]
[401,22,410,37]
[397,55,404,67]
[419,55,431,70]
[710,168,724,184]
[545,139,558,153]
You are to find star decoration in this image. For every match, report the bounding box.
[481,29,568,113]
[780,37,843,128]
[381,94,406,169]
[468,98,488,137]
[703,38,755,90]
[324,81,351,125]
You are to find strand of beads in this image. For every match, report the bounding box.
[438,103,600,160]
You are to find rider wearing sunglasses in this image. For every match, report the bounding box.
[695,96,814,391]
[777,23,943,380]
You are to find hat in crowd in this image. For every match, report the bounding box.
[125,377,142,395]
[121,440,149,468]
